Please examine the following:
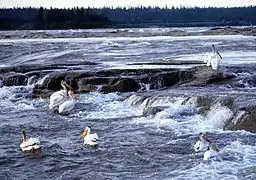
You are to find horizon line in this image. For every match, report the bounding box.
[1,4,255,9]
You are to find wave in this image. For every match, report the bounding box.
[168,139,256,180]
[123,94,235,134]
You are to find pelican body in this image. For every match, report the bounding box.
[20,130,42,153]
[194,133,211,152]
[49,81,73,110]
[203,143,221,161]
[204,44,223,72]
[58,90,76,114]
[80,127,99,147]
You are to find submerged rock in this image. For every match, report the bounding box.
[142,106,165,117]
[184,95,234,115]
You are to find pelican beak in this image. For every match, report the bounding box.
[69,91,77,99]
[217,52,223,60]
[213,144,220,152]
[80,129,88,138]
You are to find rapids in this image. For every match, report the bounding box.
[0,28,256,179]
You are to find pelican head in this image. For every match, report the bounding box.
[80,127,91,138]
[22,129,27,142]
[199,132,205,141]
[212,44,216,52]
[199,133,211,142]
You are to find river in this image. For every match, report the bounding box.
[0,28,256,180]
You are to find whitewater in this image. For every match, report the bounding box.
[0,28,256,180]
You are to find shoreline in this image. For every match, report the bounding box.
[1,26,256,39]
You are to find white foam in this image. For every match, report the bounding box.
[126,94,236,135]
[74,92,139,120]
[204,105,233,130]
[1,35,255,44]
[170,140,256,180]
[0,86,35,111]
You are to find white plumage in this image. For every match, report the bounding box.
[20,130,42,153]
[194,140,210,152]
[194,133,210,152]
[49,81,70,110]
[80,127,99,147]
[203,143,221,161]
[58,90,76,114]
[203,44,223,72]
[49,93,68,110]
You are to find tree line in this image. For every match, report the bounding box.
[0,7,111,30]
[99,6,256,27]
[0,6,256,30]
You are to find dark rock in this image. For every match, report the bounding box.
[162,71,195,87]
[181,66,236,86]
[224,106,256,133]
[185,96,234,115]
[42,72,66,91]
[100,78,140,93]
[143,106,165,117]
[3,73,28,86]
[78,77,110,85]
[77,83,98,93]
[32,88,54,99]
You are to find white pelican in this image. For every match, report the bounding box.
[203,44,223,72]
[80,126,99,147]
[49,81,73,110]
[194,133,211,152]
[203,142,221,161]
[20,129,42,153]
[58,90,76,114]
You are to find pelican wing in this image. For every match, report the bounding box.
[203,53,209,63]
[20,138,40,148]
[194,140,210,152]
[84,140,98,146]
[211,55,220,70]
[58,100,75,114]
[49,94,67,109]
[203,149,220,161]
[194,140,201,152]
[206,54,213,66]
[85,133,98,142]
[84,133,98,146]
[50,90,66,100]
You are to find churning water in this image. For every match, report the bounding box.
[0,28,256,179]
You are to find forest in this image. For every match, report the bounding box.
[0,6,256,30]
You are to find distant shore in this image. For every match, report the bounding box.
[0,26,255,39]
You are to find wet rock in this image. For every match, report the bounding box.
[77,83,98,92]
[224,106,256,133]
[100,78,140,93]
[0,60,237,98]
[42,72,66,91]
[32,88,54,99]
[162,71,195,87]
[3,73,28,86]
[181,66,236,86]
[185,96,234,115]
[143,106,165,117]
